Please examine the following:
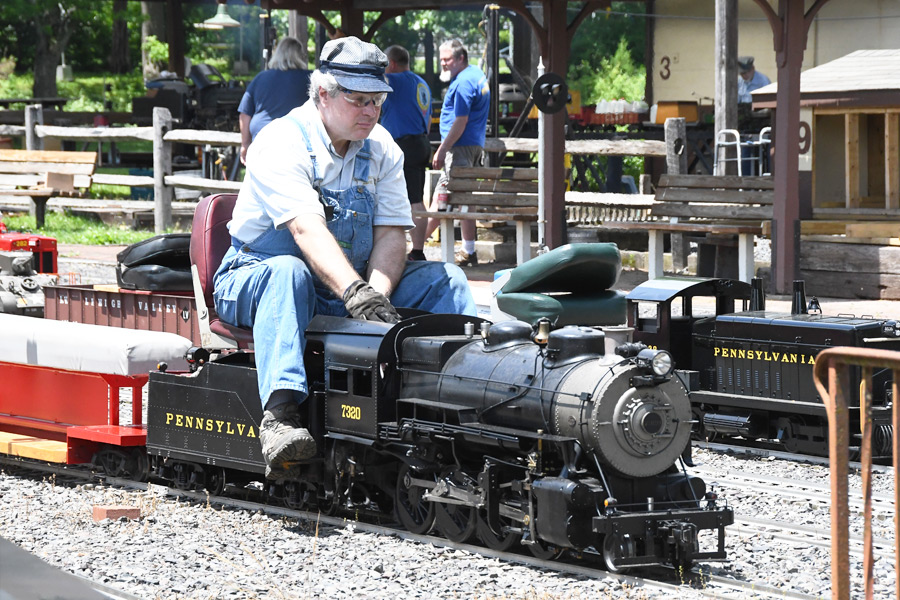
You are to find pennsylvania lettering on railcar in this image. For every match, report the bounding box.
[164,412,257,438]
[714,346,816,365]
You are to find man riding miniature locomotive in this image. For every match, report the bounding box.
[213,37,477,479]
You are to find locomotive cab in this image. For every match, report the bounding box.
[626,277,752,371]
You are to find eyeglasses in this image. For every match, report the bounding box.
[338,87,387,108]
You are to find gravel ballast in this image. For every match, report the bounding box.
[1,447,894,599]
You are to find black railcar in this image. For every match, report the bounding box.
[147,313,732,572]
[627,277,900,457]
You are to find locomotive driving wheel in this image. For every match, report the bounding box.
[394,464,437,535]
[433,469,477,543]
[435,502,477,543]
[476,486,523,551]
[526,537,562,560]
[476,511,521,552]
[318,472,344,516]
[284,481,314,510]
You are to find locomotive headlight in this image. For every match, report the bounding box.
[636,348,674,377]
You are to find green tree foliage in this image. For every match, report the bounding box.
[568,3,646,103]
[574,37,646,104]
[141,35,169,74]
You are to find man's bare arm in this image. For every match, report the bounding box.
[239,113,252,165]
[432,115,468,170]
[287,216,360,298]
[366,226,407,297]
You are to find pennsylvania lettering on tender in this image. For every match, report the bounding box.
[165,412,257,438]
[714,346,816,365]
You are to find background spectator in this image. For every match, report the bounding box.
[382,45,433,261]
[238,37,312,164]
[425,39,490,267]
[737,55,770,104]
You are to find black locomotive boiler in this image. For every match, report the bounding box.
[147,313,732,571]
[627,277,900,457]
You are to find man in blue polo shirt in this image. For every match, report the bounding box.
[382,45,432,261]
[425,39,490,267]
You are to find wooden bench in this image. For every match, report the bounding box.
[411,166,538,265]
[613,174,774,282]
[0,149,97,227]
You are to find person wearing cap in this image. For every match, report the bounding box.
[382,45,433,262]
[737,56,770,104]
[213,36,476,480]
[424,39,490,267]
[237,37,312,164]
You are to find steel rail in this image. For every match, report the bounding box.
[693,441,895,475]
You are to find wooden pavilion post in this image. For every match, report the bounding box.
[542,0,569,249]
[752,0,832,293]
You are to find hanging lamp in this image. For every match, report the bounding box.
[202,3,240,29]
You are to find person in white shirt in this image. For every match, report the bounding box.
[214,36,476,479]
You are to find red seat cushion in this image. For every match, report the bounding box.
[190,194,253,347]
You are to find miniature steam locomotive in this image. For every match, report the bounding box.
[133,64,245,132]
[0,231,58,316]
[147,313,730,571]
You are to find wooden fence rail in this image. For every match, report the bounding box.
[4,104,678,234]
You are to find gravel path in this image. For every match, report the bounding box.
[693,448,896,599]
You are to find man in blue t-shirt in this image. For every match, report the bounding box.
[425,39,490,267]
[382,45,433,261]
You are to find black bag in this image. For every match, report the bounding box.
[116,234,193,291]
[116,233,191,268]
[116,264,193,292]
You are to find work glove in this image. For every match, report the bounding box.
[342,280,402,324]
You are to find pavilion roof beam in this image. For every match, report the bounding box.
[361,9,403,42]
[496,0,547,55]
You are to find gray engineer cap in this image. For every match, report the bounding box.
[319,36,393,94]
[738,56,754,73]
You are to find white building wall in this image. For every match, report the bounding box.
[651,0,900,103]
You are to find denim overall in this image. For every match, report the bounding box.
[214,114,477,409]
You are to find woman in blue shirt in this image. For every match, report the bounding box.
[238,37,312,163]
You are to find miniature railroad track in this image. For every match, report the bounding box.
[690,468,895,514]
[0,456,823,600]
